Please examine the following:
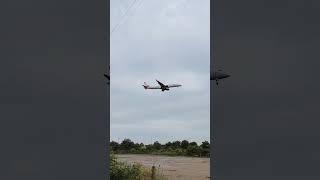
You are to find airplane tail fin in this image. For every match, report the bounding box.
[142,82,149,89]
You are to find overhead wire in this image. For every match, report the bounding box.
[111,0,139,35]
[132,0,145,13]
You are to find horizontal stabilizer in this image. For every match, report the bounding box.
[142,82,149,89]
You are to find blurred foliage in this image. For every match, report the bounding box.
[110,151,151,180]
[110,151,167,180]
[110,139,210,157]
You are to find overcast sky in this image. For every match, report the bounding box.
[110,0,210,144]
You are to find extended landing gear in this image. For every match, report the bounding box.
[215,79,219,85]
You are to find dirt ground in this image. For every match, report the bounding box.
[116,154,210,180]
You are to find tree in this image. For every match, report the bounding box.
[153,141,161,150]
[145,144,153,151]
[172,141,181,149]
[120,139,135,151]
[200,148,210,157]
[181,140,189,149]
[165,142,172,149]
[200,141,210,149]
[133,143,141,151]
[189,142,198,147]
[110,141,120,152]
[186,145,200,156]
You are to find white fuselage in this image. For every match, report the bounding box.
[143,81,181,91]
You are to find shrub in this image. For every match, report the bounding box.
[186,145,200,157]
[110,153,150,180]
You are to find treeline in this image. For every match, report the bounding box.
[110,139,210,157]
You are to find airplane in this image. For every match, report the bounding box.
[143,80,182,91]
[211,70,230,85]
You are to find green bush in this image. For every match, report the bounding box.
[110,153,150,180]
[186,145,200,156]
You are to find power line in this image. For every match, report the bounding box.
[132,0,145,15]
[111,0,139,35]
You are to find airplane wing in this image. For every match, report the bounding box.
[156,80,166,88]
[104,73,110,80]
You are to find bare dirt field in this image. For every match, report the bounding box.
[116,154,210,180]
